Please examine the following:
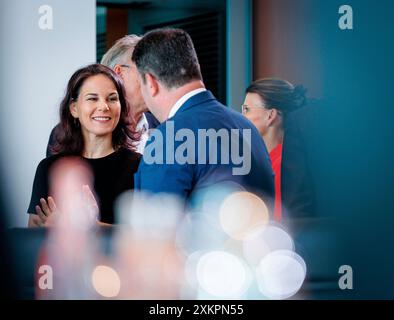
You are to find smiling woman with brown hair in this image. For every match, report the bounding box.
[27,64,141,227]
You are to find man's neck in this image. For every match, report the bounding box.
[162,80,205,121]
[133,109,143,124]
[128,100,146,124]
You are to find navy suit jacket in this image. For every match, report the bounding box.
[135,90,274,205]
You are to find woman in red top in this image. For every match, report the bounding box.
[242,78,306,221]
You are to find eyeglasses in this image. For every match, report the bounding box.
[242,105,283,117]
[119,64,131,68]
[241,104,266,114]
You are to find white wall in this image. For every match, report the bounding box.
[0,0,96,227]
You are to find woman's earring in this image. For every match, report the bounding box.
[74,118,79,127]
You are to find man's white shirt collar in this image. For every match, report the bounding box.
[136,112,148,132]
[168,88,206,119]
[135,113,149,154]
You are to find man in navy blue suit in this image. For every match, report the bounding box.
[132,28,274,204]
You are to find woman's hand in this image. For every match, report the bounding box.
[28,213,45,227]
[29,186,104,228]
[31,196,58,227]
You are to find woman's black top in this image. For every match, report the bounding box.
[27,149,141,224]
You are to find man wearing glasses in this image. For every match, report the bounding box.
[101,35,160,154]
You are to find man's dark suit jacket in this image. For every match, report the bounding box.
[134,90,275,204]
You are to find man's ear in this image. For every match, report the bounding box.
[113,64,123,78]
[69,102,78,118]
[145,73,159,97]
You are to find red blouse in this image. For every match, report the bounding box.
[269,143,283,221]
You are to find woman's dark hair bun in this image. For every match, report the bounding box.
[246,78,308,116]
[292,84,307,111]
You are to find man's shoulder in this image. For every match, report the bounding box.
[168,101,256,133]
[175,98,234,120]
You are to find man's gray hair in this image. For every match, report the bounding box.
[101,34,142,68]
